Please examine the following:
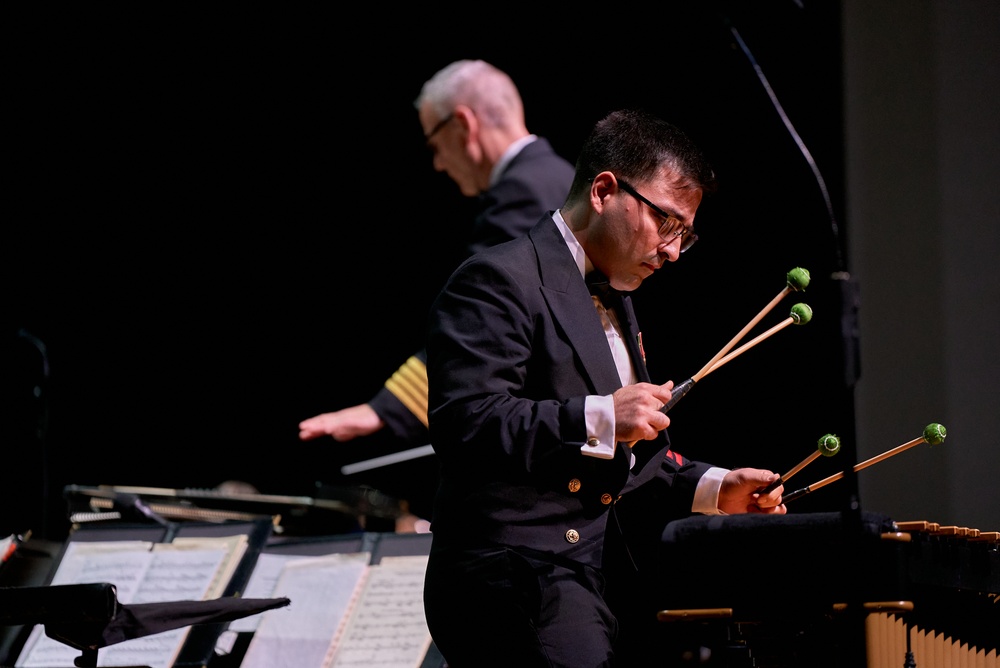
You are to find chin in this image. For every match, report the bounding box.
[619,276,643,291]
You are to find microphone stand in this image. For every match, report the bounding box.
[721,10,866,665]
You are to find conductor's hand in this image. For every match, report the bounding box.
[298,404,385,442]
[719,468,786,515]
[612,381,673,443]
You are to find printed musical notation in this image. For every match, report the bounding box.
[323,555,431,668]
[237,552,431,668]
[239,552,372,668]
[14,534,247,668]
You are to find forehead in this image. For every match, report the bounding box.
[645,164,698,192]
[418,104,441,132]
[641,171,703,220]
[651,167,702,195]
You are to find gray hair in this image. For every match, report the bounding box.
[414,59,524,130]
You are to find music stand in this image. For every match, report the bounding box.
[0,582,289,668]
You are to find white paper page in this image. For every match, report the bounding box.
[50,541,157,600]
[16,541,156,668]
[16,542,229,668]
[324,554,431,668]
[227,552,306,633]
[239,552,371,668]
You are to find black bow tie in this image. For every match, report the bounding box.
[586,273,617,304]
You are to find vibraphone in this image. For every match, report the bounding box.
[864,520,998,668]
[650,512,998,667]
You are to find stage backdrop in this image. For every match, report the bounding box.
[6,1,996,539]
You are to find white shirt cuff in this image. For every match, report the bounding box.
[580,395,636,468]
[693,466,729,515]
[582,394,617,460]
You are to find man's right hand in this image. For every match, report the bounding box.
[612,381,673,443]
[298,403,385,442]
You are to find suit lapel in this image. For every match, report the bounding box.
[609,292,651,383]
[530,220,623,396]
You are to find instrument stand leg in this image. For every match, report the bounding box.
[725,623,754,667]
[903,620,916,668]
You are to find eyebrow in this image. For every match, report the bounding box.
[424,113,454,142]
[618,180,684,222]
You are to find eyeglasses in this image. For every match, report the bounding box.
[424,113,455,142]
[616,178,698,252]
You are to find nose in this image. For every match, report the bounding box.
[432,152,447,173]
[659,237,682,263]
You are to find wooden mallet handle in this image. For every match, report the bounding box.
[783,424,946,503]
[693,267,810,380]
[758,433,840,495]
[623,303,812,449]
[707,303,812,377]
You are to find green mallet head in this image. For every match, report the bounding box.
[923,423,947,445]
[790,303,813,324]
[817,433,841,456]
[787,267,811,292]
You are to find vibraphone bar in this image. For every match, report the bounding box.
[865,520,999,668]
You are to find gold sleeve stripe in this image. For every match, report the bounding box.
[383,356,429,427]
[396,358,429,415]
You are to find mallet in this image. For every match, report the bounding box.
[706,303,813,375]
[783,423,947,503]
[654,268,809,414]
[624,303,812,448]
[697,267,811,377]
[758,433,841,495]
[658,303,813,413]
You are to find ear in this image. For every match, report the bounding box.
[590,171,616,211]
[452,104,477,140]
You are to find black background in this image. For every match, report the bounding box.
[5,2,854,540]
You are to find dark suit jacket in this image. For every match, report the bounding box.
[426,214,712,570]
[369,137,575,443]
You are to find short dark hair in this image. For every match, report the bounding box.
[567,109,717,201]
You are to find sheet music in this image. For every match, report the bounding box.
[15,538,235,668]
[227,552,305,633]
[239,552,371,668]
[48,540,158,601]
[323,554,431,668]
[165,534,248,600]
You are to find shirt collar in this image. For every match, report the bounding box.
[552,209,588,282]
[489,134,537,188]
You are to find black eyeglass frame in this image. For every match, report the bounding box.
[616,178,698,252]
[424,113,455,142]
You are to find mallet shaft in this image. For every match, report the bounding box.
[853,436,925,472]
[704,316,797,378]
[782,450,823,481]
[784,436,927,503]
[757,450,822,496]
[694,286,792,381]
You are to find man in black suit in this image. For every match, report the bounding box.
[422,109,786,667]
[298,61,574,523]
[297,60,574,527]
